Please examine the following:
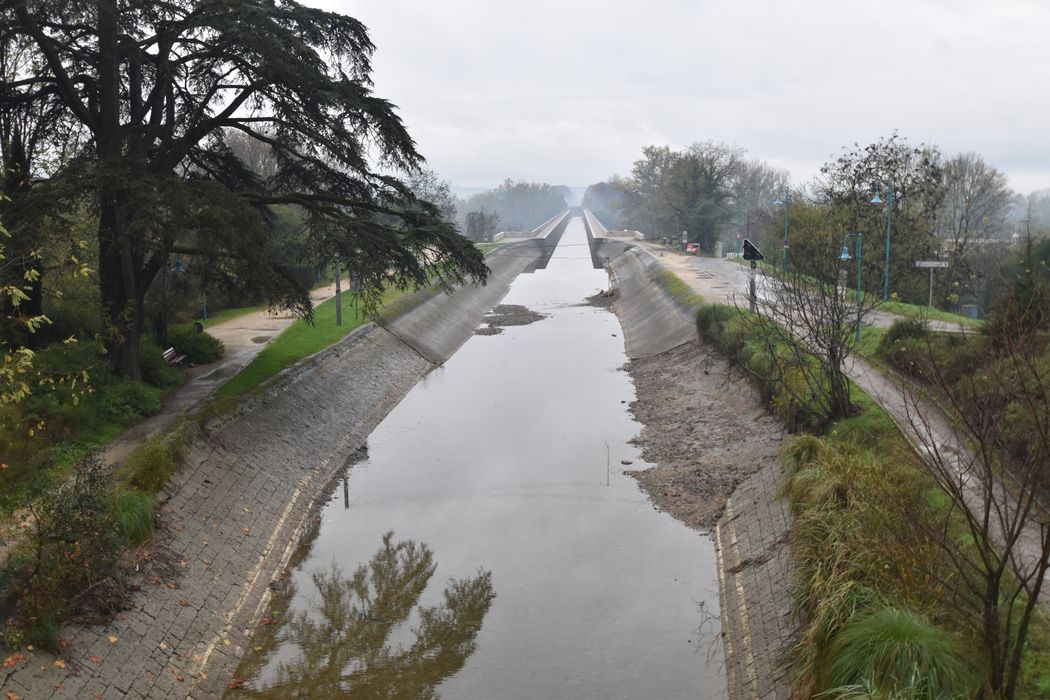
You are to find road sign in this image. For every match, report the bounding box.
[915,260,948,268]
[735,233,742,240]
[783,238,790,248]
[742,238,764,261]
[681,231,688,243]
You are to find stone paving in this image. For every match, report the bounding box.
[715,464,794,700]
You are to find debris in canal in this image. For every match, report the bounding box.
[474,304,546,335]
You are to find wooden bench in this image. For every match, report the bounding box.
[162,347,188,366]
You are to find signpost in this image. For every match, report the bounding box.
[916,260,949,308]
[742,239,764,313]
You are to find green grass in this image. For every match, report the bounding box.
[856,325,887,359]
[111,488,155,544]
[825,605,976,698]
[476,242,505,255]
[880,299,981,327]
[653,269,705,309]
[216,286,407,399]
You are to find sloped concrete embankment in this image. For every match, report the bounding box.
[582,208,633,270]
[383,221,569,363]
[598,241,793,700]
[1,242,546,700]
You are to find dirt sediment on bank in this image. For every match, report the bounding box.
[625,340,784,530]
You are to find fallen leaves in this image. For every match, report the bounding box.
[107,635,119,645]
[52,659,66,669]
[7,689,22,700]
[88,655,103,665]
[2,652,24,668]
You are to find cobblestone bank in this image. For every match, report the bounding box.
[716,460,794,700]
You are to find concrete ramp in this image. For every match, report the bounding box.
[609,246,699,359]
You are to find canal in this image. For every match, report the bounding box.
[227,216,725,699]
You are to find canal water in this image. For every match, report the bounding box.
[228,217,725,699]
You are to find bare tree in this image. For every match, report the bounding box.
[736,214,880,428]
[936,153,1013,305]
[901,311,1049,699]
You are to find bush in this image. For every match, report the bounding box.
[12,455,123,650]
[880,318,926,348]
[826,605,975,699]
[99,381,161,424]
[112,488,154,544]
[140,337,183,389]
[168,327,224,364]
[123,431,186,493]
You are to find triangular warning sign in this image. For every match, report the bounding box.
[742,239,764,261]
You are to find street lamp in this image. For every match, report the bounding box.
[870,179,893,301]
[727,197,743,257]
[839,232,864,342]
[774,192,790,273]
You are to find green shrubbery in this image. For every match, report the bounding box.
[122,427,190,493]
[877,320,985,386]
[139,337,184,389]
[168,326,225,364]
[696,304,827,431]
[780,431,972,698]
[99,381,162,423]
[5,456,123,650]
[825,606,976,699]
[111,488,155,544]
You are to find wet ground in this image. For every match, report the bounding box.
[227,218,726,699]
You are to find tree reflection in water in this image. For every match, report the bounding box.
[238,531,495,699]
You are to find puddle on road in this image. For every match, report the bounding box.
[227,217,726,699]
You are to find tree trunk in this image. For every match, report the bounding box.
[98,195,142,380]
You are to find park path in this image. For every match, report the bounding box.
[104,279,343,465]
[642,243,1049,611]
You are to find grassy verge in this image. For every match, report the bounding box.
[476,242,505,255]
[695,303,1050,697]
[216,285,408,400]
[879,299,981,327]
[652,268,704,310]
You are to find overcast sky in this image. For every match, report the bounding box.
[310,0,1050,194]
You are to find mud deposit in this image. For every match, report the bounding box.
[626,341,784,529]
[474,303,545,334]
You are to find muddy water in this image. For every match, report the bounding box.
[228,218,725,699]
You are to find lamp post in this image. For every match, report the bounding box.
[774,192,789,273]
[839,232,864,342]
[870,179,893,301]
[727,197,743,257]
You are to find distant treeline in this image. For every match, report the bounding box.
[456,179,570,240]
[582,136,1050,314]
